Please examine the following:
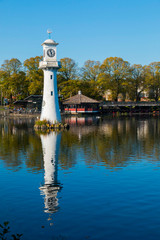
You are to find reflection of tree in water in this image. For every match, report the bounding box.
[59,116,100,169]
[136,117,160,162]
[60,116,160,169]
[0,118,43,172]
[1,116,160,172]
[94,119,138,167]
[59,131,79,169]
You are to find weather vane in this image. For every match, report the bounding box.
[47,29,52,39]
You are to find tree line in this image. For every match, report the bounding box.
[0,56,160,103]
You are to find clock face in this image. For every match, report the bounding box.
[47,48,55,57]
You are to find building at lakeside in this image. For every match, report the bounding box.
[62,91,100,114]
[13,95,42,111]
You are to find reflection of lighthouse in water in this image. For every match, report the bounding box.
[39,132,61,215]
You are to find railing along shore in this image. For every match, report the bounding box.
[101,101,160,107]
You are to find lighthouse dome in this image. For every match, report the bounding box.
[42,39,58,46]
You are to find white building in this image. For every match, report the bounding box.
[39,33,61,123]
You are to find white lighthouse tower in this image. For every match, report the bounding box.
[39,31,61,123]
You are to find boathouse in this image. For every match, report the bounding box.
[14,95,42,111]
[62,91,99,114]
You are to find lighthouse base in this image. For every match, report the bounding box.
[34,119,69,132]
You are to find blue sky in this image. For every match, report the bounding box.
[0,0,160,67]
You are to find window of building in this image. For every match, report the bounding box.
[50,75,52,79]
[51,91,53,96]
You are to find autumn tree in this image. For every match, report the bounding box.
[0,58,27,102]
[24,56,43,95]
[10,71,28,100]
[1,58,22,75]
[98,57,130,101]
[80,60,101,82]
[80,80,103,100]
[60,79,102,100]
[147,62,160,101]
[58,57,78,81]
[0,70,8,103]
[79,60,103,99]
[124,64,148,101]
[57,58,79,99]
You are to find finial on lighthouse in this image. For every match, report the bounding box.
[47,29,52,39]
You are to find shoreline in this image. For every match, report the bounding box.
[0,111,40,118]
[0,111,159,119]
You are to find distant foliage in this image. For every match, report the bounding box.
[0,222,23,240]
[1,56,160,102]
[24,56,43,95]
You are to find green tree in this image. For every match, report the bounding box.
[59,79,81,99]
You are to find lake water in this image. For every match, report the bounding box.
[1,116,160,240]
